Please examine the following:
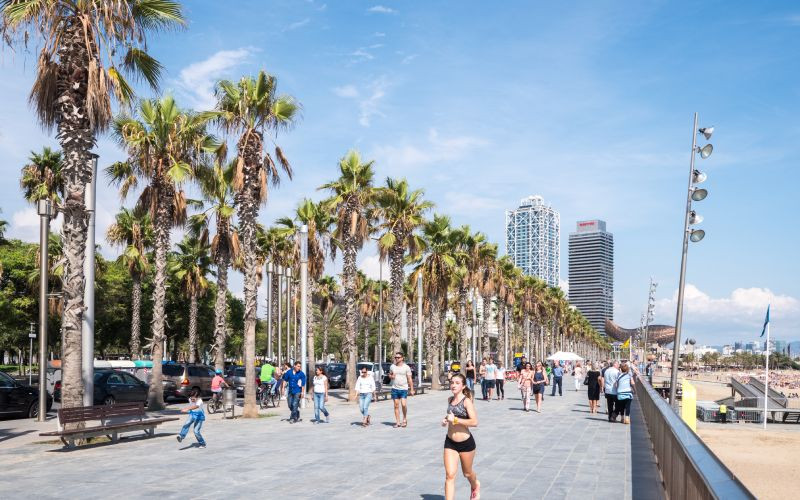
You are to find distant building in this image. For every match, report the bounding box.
[568,220,613,336]
[722,345,733,355]
[746,341,760,353]
[505,195,560,287]
[734,341,744,351]
[769,340,788,355]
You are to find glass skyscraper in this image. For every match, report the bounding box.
[505,195,560,287]
[568,220,614,335]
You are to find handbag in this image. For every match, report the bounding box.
[583,375,589,386]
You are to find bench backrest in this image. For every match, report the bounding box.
[58,402,145,426]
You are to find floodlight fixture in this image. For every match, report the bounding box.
[692,169,707,184]
[689,229,705,242]
[689,210,703,225]
[698,143,713,159]
[698,127,714,140]
[691,188,708,201]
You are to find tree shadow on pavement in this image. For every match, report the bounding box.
[420,495,444,500]
[0,429,35,443]
[45,432,174,452]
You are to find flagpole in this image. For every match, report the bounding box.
[763,318,769,430]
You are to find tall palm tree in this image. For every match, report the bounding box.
[107,96,216,409]
[476,242,499,358]
[207,69,299,417]
[320,150,376,401]
[317,275,339,360]
[189,160,240,370]
[451,225,482,373]
[256,225,293,358]
[2,0,184,411]
[169,236,213,363]
[106,207,153,359]
[20,147,64,204]
[374,178,433,354]
[276,199,334,374]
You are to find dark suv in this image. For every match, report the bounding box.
[326,363,347,388]
[161,363,216,400]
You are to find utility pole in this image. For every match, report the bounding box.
[417,273,423,387]
[266,263,273,359]
[82,154,98,406]
[300,226,308,408]
[37,199,51,421]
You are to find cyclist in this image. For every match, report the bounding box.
[259,359,278,398]
[211,369,229,405]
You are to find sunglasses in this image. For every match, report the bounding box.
[394,356,402,359]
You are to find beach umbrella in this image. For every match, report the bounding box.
[547,351,584,361]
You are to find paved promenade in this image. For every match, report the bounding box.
[0,376,650,499]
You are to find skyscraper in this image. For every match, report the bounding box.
[568,220,614,335]
[505,195,560,287]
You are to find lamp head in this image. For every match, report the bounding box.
[689,210,703,225]
[691,188,708,202]
[692,169,707,184]
[698,127,714,140]
[689,229,705,242]
[698,143,713,159]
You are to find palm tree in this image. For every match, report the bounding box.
[374,178,433,353]
[2,0,184,411]
[256,225,293,358]
[476,242,499,358]
[20,147,64,204]
[450,225,482,373]
[169,236,213,363]
[276,199,334,374]
[107,96,216,409]
[207,70,299,417]
[320,150,376,401]
[189,160,240,370]
[106,208,153,359]
[317,275,339,360]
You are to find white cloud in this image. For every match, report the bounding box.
[401,54,418,64]
[8,207,62,242]
[175,48,254,110]
[371,127,488,170]
[283,18,310,32]
[358,253,390,280]
[374,32,386,37]
[441,191,505,217]
[368,5,397,14]
[350,48,375,62]
[333,85,359,98]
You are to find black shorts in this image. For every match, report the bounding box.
[444,434,476,453]
[531,384,542,394]
[485,380,496,389]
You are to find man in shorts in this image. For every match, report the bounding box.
[389,352,415,428]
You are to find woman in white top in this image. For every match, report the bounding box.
[355,366,377,427]
[312,367,330,423]
[573,361,583,392]
[494,361,506,400]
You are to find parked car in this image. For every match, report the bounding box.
[326,363,347,388]
[0,371,52,419]
[93,369,149,406]
[225,365,250,396]
[160,363,216,400]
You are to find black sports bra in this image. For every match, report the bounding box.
[448,396,469,418]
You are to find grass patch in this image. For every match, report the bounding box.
[259,412,279,418]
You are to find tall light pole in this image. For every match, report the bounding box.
[286,267,292,360]
[37,199,51,421]
[82,154,98,406]
[300,225,308,407]
[378,259,384,381]
[417,273,423,387]
[471,289,477,365]
[670,113,712,408]
[266,263,273,359]
[277,265,283,362]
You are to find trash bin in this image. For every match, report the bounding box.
[223,388,237,418]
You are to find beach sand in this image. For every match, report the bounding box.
[696,424,800,499]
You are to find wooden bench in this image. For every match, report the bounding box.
[39,402,178,449]
[373,385,426,402]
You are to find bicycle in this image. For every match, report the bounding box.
[207,392,224,414]
[258,383,279,409]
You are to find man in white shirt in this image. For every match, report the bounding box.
[389,351,415,428]
[484,358,497,401]
[600,360,620,422]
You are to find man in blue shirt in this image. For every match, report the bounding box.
[283,361,307,423]
[550,362,564,396]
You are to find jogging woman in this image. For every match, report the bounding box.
[518,362,534,411]
[442,373,480,500]
[532,361,546,412]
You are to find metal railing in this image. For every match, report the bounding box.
[636,377,754,499]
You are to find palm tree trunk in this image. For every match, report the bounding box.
[240,213,259,417]
[307,280,315,367]
[56,17,95,412]
[146,202,171,410]
[388,244,404,353]
[407,306,415,361]
[213,255,229,371]
[428,301,440,390]
[322,310,329,361]
[482,293,491,358]
[458,287,468,374]
[342,237,359,402]
[188,293,198,363]
[130,275,142,360]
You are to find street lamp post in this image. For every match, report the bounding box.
[300,226,308,408]
[417,273,423,387]
[669,113,712,408]
[37,198,51,421]
[266,263,273,359]
[471,290,477,365]
[277,265,283,362]
[286,267,292,360]
[82,154,98,407]
[378,260,384,382]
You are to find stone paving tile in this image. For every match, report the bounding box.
[0,376,641,499]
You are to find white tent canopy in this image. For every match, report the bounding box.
[546,351,583,361]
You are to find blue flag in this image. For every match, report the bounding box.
[760,305,770,337]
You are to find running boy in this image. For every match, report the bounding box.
[177,389,206,448]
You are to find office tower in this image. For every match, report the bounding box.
[568,220,614,335]
[505,195,560,287]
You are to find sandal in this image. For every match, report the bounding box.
[393,423,401,428]
[471,480,481,499]
[401,421,407,428]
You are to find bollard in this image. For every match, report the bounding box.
[223,388,237,419]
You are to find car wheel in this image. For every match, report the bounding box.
[28,401,39,419]
[103,395,115,406]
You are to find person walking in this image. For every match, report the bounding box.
[312,366,330,423]
[614,362,635,424]
[518,362,534,411]
[389,351,415,428]
[586,362,601,413]
[478,359,487,401]
[550,361,564,396]
[356,365,376,427]
[283,361,307,423]
[599,360,620,422]
[442,373,480,500]
[465,360,476,391]
[573,361,583,392]
[484,358,497,401]
[532,361,546,412]
[495,360,505,400]
[176,389,206,448]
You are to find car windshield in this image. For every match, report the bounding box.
[356,363,372,372]
[162,365,184,377]
[0,371,15,387]
[327,364,345,375]
[234,368,245,377]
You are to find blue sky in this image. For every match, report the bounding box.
[1,0,798,346]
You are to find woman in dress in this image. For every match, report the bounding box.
[586,362,602,413]
[518,362,534,411]
[532,361,546,412]
[442,373,480,500]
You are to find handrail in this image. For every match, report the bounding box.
[635,377,754,499]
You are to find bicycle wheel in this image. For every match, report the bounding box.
[208,400,217,414]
